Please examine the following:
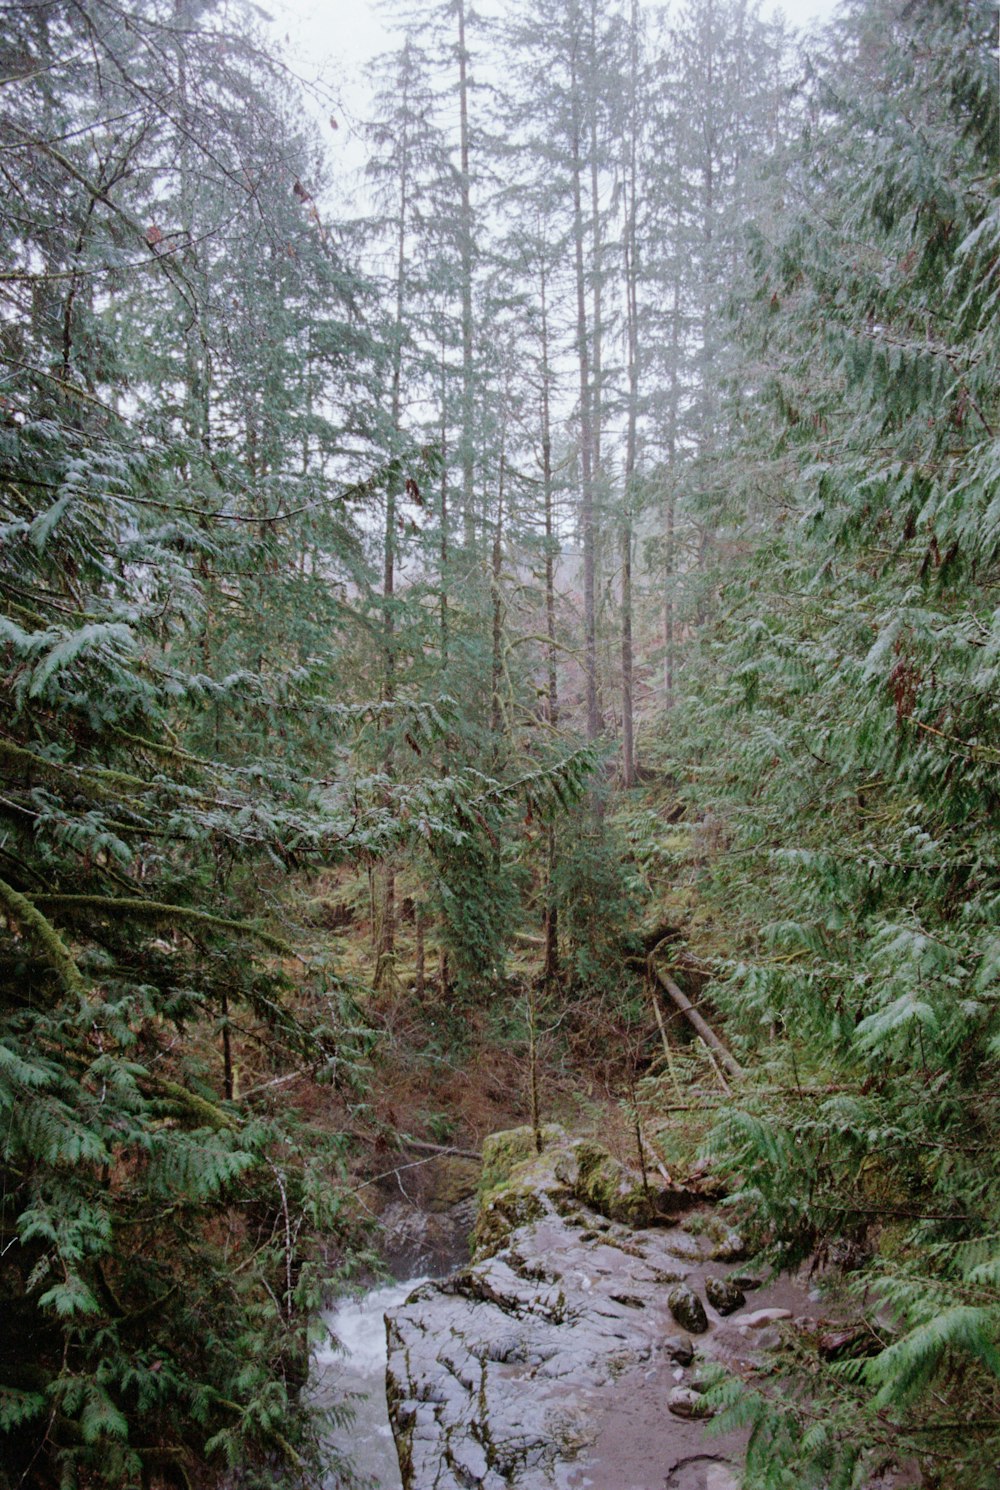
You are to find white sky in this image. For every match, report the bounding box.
[272,0,846,148]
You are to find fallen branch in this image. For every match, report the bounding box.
[401,1136,482,1161]
[648,980,684,1103]
[650,963,745,1082]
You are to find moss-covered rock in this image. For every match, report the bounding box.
[704,1275,745,1315]
[426,1157,481,1212]
[472,1187,548,1259]
[472,1125,568,1258]
[478,1124,563,1199]
[667,1282,709,1333]
[572,1140,660,1227]
[472,1125,685,1261]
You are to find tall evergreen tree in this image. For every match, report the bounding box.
[668,3,1000,1483]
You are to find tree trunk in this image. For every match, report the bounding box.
[620,0,640,788]
[539,240,560,981]
[491,455,505,745]
[543,824,559,983]
[570,39,600,742]
[415,905,426,999]
[457,0,476,550]
[375,109,410,993]
[439,334,449,667]
[220,987,234,1101]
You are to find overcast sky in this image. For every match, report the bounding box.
[268,0,845,201]
[275,0,845,120]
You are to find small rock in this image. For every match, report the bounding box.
[734,1307,792,1329]
[668,1283,709,1334]
[663,1333,694,1365]
[709,1228,746,1262]
[667,1386,714,1419]
[704,1276,745,1315]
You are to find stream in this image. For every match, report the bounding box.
[315,1277,426,1490]
[308,1133,921,1490]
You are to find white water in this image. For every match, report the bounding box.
[315,1277,428,1490]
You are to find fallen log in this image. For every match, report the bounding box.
[401,1136,482,1162]
[651,964,745,1082]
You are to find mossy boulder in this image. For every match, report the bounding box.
[473,1125,673,1259]
[704,1276,745,1315]
[472,1186,548,1259]
[572,1140,660,1227]
[478,1124,563,1199]
[667,1282,709,1334]
[472,1125,566,1258]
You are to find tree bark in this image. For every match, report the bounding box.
[457,0,476,550]
[620,0,641,788]
[570,35,600,741]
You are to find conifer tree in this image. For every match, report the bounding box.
[670,2,1000,1482]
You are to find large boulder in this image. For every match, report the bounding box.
[472,1124,677,1256]
[668,1282,709,1334]
[386,1125,805,1489]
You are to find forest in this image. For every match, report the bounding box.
[0,0,997,1486]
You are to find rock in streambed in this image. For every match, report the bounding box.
[385,1126,801,1489]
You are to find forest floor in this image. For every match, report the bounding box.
[278,831,734,1285]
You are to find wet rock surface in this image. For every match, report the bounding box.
[668,1282,709,1334]
[385,1127,815,1489]
[704,1276,745,1315]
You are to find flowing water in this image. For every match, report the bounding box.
[314,1277,427,1490]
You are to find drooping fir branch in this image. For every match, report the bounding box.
[0,874,85,994]
[26,895,295,956]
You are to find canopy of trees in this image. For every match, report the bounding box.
[1,0,997,1486]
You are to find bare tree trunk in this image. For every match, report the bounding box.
[620,0,640,788]
[220,987,234,1101]
[664,484,675,703]
[375,104,410,993]
[539,243,559,737]
[457,0,476,550]
[539,243,560,982]
[415,905,426,999]
[663,168,682,703]
[439,334,449,667]
[528,982,543,1153]
[543,824,559,983]
[588,0,604,483]
[570,39,600,742]
[491,455,505,745]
